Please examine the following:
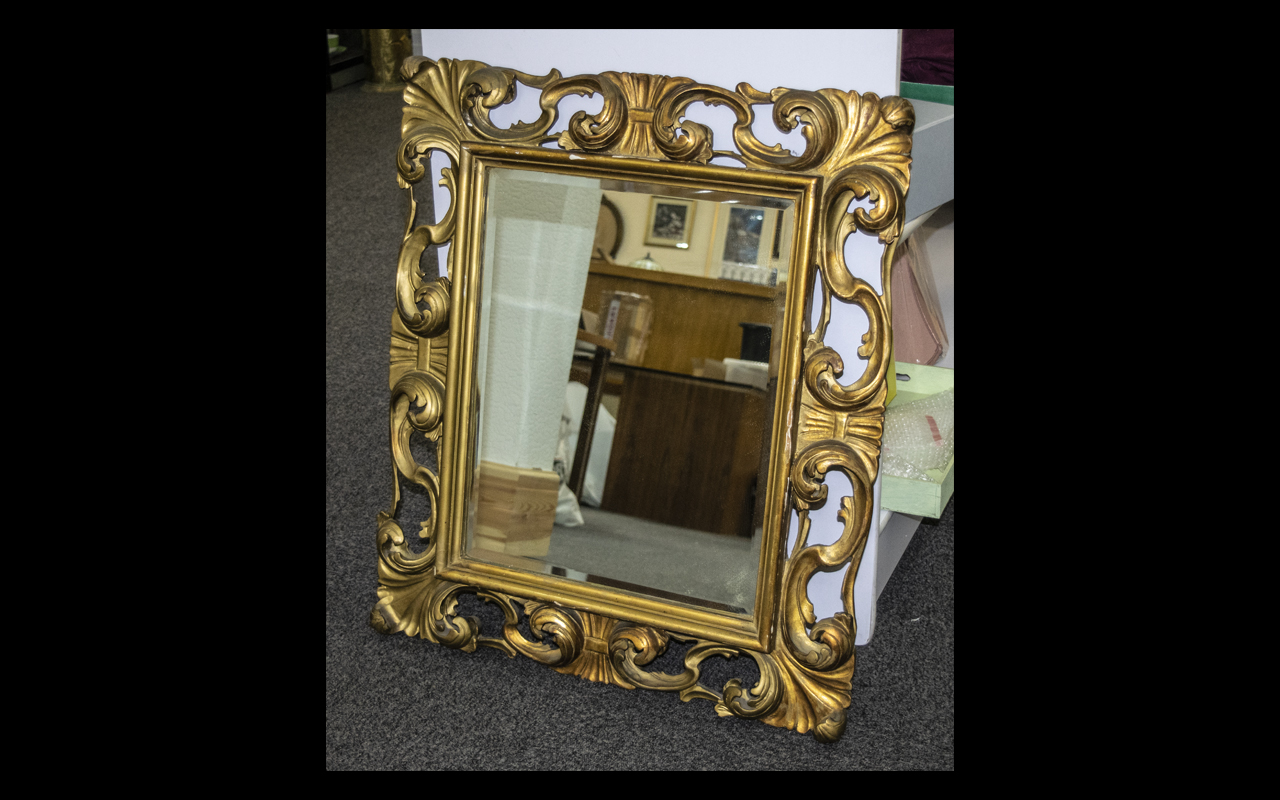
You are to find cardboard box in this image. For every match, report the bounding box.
[472,460,560,557]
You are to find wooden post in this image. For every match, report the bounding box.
[569,331,615,500]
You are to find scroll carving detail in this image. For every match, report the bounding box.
[374,56,912,743]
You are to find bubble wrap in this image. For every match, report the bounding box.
[881,387,953,482]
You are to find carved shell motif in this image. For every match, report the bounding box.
[374,56,913,743]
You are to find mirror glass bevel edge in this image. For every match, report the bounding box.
[435,142,820,653]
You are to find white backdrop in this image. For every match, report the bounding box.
[417,29,902,643]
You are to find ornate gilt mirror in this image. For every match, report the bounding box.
[373,55,913,742]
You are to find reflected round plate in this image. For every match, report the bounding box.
[593,197,623,261]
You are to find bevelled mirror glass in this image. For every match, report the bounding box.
[468,167,795,617]
[375,55,914,743]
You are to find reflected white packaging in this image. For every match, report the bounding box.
[476,169,603,471]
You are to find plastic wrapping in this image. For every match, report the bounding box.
[881,388,954,482]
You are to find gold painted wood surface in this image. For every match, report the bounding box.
[374,56,913,743]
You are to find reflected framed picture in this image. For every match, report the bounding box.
[721,205,766,265]
[644,196,696,248]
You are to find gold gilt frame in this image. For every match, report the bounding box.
[373,55,913,743]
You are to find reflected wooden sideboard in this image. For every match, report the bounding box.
[600,366,769,538]
[572,260,783,537]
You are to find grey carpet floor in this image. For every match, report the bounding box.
[325,80,954,770]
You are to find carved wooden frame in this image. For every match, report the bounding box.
[373,56,913,742]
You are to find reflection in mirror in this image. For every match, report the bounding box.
[467,167,794,616]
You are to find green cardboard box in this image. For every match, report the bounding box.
[881,361,953,518]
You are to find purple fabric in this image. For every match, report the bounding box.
[901,29,954,85]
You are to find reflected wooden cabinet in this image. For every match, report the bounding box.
[600,366,769,538]
[575,260,781,538]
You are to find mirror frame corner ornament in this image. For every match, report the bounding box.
[373,55,913,743]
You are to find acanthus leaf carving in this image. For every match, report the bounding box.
[757,641,858,742]
[373,512,440,639]
[375,56,913,742]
